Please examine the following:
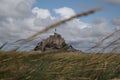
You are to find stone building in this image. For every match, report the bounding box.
[34,33,77,52]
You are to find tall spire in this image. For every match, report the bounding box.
[54,28,57,33]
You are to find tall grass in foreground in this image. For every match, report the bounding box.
[0,51,120,80]
[87,29,120,53]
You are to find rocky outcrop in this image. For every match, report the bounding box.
[34,33,77,52]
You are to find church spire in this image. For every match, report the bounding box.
[55,28,57,33]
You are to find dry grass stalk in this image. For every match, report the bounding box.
[10,47,20,52]
[0,42,8,50]
[87,29,120,51]
[111,45,120,53]
[0,57,12,63]
[100,37,120,53]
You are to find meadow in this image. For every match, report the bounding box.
[0,51,120,80]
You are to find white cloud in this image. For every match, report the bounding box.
[32,7,51,19]
[112,17,120,29]
[0,0,35,18]
[54,7,75,18]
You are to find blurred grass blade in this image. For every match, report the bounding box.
[111,45,120,53]
[0,42,8,50]
[87,29,120,51]
[100,37,120,53]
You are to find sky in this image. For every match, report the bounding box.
[0,0,120,52]
[33,0,120,23]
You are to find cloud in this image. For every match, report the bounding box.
[0,0,35,18]
[54,7,75,18]
[32,7,51,19]
[0,0,34,43]
[112,17,120,28]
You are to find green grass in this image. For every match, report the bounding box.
[0,51,120,80]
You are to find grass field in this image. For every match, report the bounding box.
[0,51,120,80]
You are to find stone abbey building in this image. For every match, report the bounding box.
[34,33,77,52]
